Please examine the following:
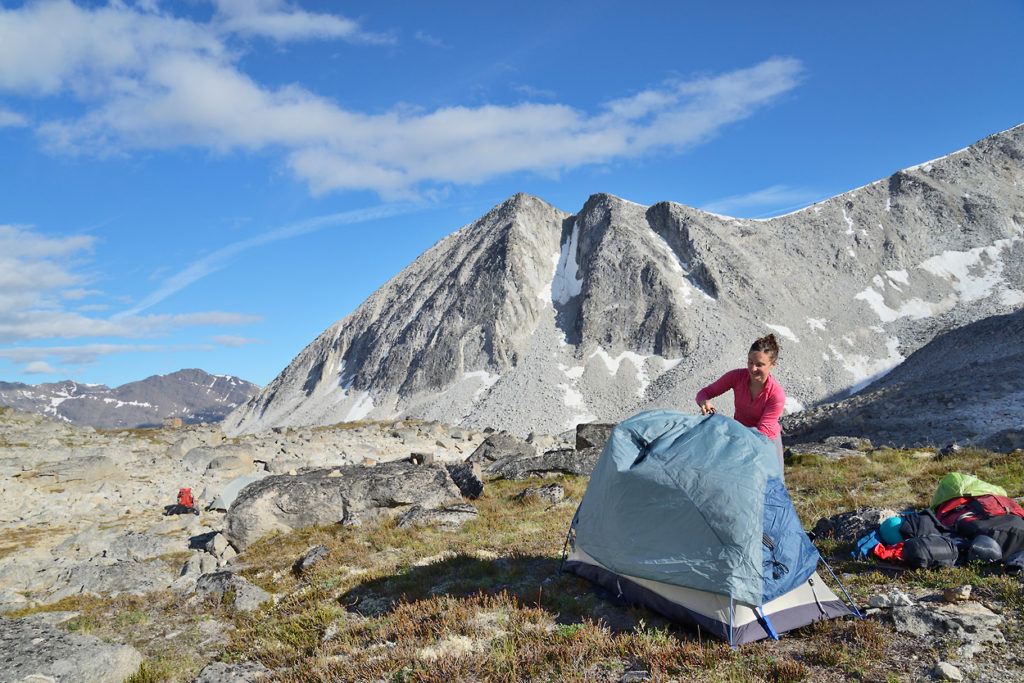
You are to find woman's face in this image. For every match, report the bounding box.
[747,350,776,384]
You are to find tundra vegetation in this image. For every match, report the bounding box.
[8,439,1024,682]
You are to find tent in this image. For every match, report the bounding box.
[208,474,268,511]
[563,409,853,645]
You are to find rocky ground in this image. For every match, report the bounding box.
[0,406,518,614]
[1,407,1021,682]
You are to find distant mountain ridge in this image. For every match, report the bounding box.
[225,123,1024,442]
[0,369,259,429]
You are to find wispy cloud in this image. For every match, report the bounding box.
[700,185,825,217]
[118,203,415,317]
[214,0,395,44]
[213,334,263,347]
[413,29,447,49]
[0,3,804,198]
[0,107,27,127]
[24,360,58,374]
[513,83,556,99]
[0,343,215,369]
[0,222,262,347]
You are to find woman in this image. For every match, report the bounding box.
[696,334,786,475]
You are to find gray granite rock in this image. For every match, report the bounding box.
[194,571,271,612]
[484,446,600,480]
[812,507,899,546]
[514,483,565,504]
[575,422,614,451]
[192,660,271,682]
[447,462,484,499]
[467,432,535,465]
[47,559,174,601]
[892,602,1004,659]
[395,503,478,530]
[223,460,462,550]
[0,614,142,682]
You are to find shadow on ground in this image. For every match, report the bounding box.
[335,552,673,635]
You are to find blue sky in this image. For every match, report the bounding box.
[1,0,1022,388]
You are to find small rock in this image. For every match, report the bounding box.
[193,660,272,683]
[410,452,434,465]
[295,545,330,574]
[576,423,615,451]
[514,483,565,505]
[943,585,972,603]
[205,532,229,556]
[939,443,962,458]
[933,661,963,681]
[867,590,914,608]
[194,571,271,612]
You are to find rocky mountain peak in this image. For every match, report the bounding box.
[225,123,1024,440]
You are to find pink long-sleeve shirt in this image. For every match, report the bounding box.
[695,369,785,439]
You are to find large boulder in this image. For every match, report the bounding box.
[466,432,535,466]
[483,447,601,480]
[0,614,142,682]
[224,461,462,550]
[40,455,117,483]
[575,422,615,451]
[46,560,175,602]
[194,571,271,612]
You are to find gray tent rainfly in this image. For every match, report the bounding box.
[208,475,267,511]
[564,410,854,645]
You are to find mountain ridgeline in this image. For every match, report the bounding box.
[0,369,259,430]
[225,124,1024,442]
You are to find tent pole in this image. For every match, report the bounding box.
[729,597,735,649]
[818,557,863,618]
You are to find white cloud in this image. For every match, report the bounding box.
[24,360,58,374]
[0,2,805,198]
[0,342,216,368]
[701,184,824,217]
[119,203,413,316]
[413,30,447,48]
[214,334,263,347]
[0,343,141,365]
[0,107,27,127]
[214,0,394,43]
[513,83,556,99]
[0,224,262,345]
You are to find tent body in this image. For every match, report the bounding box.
[564,410,850,644]
[208,474,267,511]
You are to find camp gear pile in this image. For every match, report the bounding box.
[860,473,1024,570]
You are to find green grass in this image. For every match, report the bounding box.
[11,445,1024,681]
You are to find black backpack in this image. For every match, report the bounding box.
[955,515,1024,560]
[902,534,959,569]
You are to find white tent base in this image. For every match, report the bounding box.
[565,546,852,645]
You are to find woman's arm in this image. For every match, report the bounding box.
[695,370,741,413]
[756,387,786,437]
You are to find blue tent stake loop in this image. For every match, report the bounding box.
[729,597,735,649]
[758,606,780,640]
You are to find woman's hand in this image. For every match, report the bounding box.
[700,400,715,415]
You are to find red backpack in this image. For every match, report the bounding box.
[936,494,1024,528]
[177,487,196,509]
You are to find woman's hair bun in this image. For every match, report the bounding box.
[750,333,780,361]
